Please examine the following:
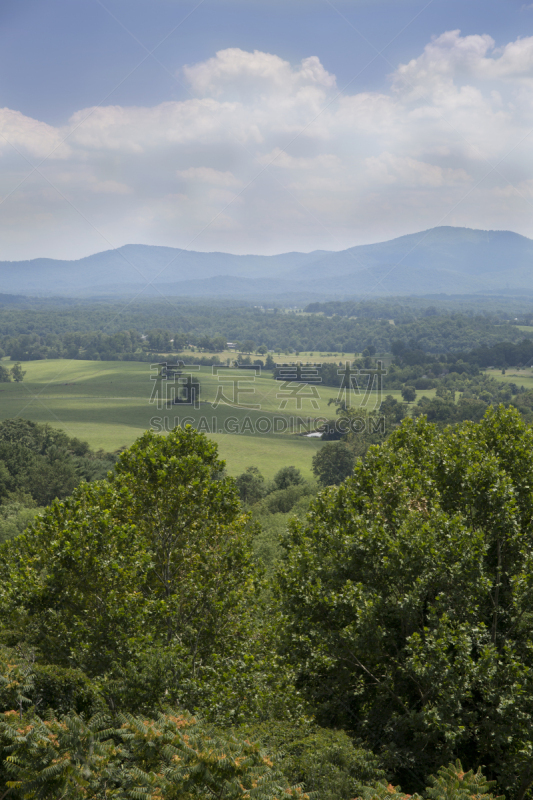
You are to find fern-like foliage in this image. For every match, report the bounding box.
[357,779,423,800]
[357,761,504,800]
[425,760,504,800]
[113,711,307,799]
[0,708,307,800]
[0,646,35,719]
[0,710,114,799]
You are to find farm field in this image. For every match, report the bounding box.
[175,348,392,365]
[484,367,533,388]
[0,358,397,479]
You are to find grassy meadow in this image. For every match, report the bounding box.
[1,357,530,478]
[0,358,397,479]
[176,348,385,365]
[484,367,533,388]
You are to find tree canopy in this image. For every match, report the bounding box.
[312,441,356,486]
[0,427,288,722]
[277,406,533,799]
[4,409,533,798]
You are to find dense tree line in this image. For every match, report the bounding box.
[305,296,533,323]
[0,419,116,545]
[391,339,533,370]
[455,339,533,368]
[1,300,533,361]
[1,413,532,798]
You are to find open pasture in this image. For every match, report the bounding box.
[0,359,392,478]
[484,367,533,389]
[176,348,372,365]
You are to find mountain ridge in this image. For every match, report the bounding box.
[4,226,533,299]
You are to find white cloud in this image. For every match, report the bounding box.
[1,37,533,260]
[0,108,70,159]
[364,153,470,187]
[176,167,242,187]
[392,31,533,103]
[257,148,341,170]
[183,49,336,99]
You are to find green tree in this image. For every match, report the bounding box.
[211,334,228,352]
[0,492,42,544]
[172,332,187,351]
[435,386,456,402]
[273,466,304,491]
[356,762,502,800]
[10,362,26,382]
[277,407,533,798]
[0,427,289,721]
[0,419,114,507]
[146,329,172,352]
[241,720,385,800]
[312,441,355,486]
[236,466,266,504]
[401,384,416,402]
[379,394,407,424]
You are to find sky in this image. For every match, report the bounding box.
[1,0,533,260]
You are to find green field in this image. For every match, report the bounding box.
[175,348,374,365]
[0,359,393,479]
[484,367,533,388]
[2,357,512,479]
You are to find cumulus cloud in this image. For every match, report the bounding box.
[393,30,533,96]
[1,38,533,260]
[0,108,70,159]
[183,49,336,99]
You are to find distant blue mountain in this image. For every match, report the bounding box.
[3,227,533,299]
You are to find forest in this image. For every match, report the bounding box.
[1,297,533,361]
[0,407,532,800]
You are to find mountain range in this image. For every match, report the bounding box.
[4,226,533,300]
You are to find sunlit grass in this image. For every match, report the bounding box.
[0,360,329,475]
[0,358,405,477]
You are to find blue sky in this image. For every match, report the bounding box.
[1,0,533,259]
[3,0,530,122]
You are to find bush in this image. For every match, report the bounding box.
[240,720,385,800]
[273,466,304,490]
[0,710,303,800]
[261,483,314,515]
[312,441,356,486]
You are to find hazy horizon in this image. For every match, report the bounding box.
[3,224,533,265]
